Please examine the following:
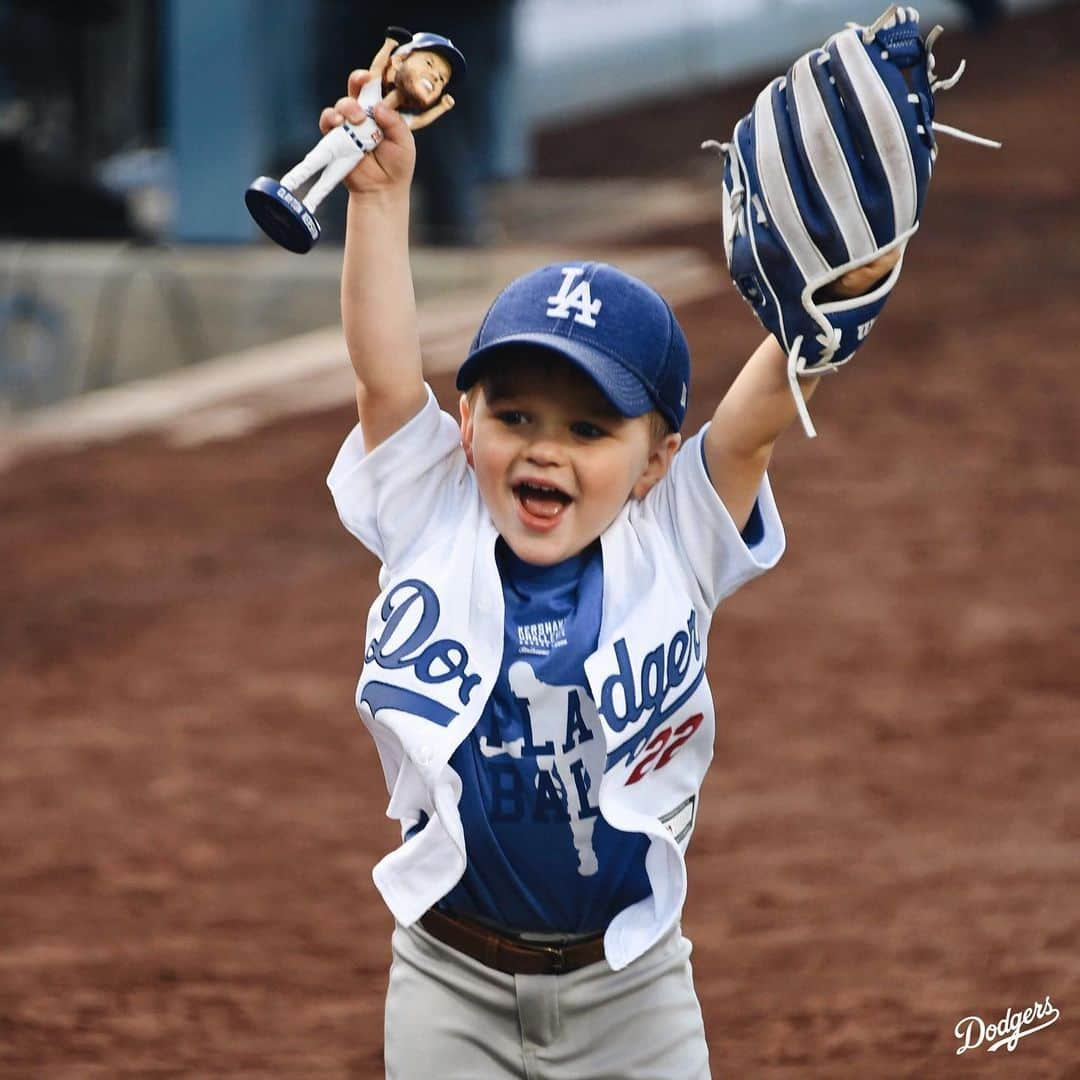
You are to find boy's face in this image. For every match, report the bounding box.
[392,50,452,110]
[459,357,681,566]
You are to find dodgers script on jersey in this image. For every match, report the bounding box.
[327,387,785,970]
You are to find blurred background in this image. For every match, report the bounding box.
[3,2,1078,1077]
[0,0,1030,418]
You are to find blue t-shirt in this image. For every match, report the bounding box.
[442,538,652,934]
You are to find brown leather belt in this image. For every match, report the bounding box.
[418,907,606,976]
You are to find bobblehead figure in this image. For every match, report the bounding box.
[245,28,465,253]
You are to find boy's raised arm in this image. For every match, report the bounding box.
[703,336,819,534]
[703,250,901,532]
[323,72,427,452]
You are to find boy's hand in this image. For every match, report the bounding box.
[822,248,903,300]
[318,69,415,196]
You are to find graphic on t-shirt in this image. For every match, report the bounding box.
[479,660,605,877]
[517,618,568,656]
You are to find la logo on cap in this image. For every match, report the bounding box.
[546,266,602,328]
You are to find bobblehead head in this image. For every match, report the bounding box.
[388,48,454,112]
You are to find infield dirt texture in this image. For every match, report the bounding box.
[2,7,1078,1077]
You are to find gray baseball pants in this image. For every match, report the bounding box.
[383,920,711,1079]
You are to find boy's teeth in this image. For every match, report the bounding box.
[518,482,564,496]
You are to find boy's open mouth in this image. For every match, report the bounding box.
[513,481,572,524]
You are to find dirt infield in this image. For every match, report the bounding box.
[2,7,1078,1077]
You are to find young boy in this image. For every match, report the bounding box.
[323,70,896,1078]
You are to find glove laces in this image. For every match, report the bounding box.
[786,333,843,439]
[858,6,1002,153]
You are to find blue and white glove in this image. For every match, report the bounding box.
[705,5,999,436]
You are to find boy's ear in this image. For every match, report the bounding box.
[631,433,682,500]
[458,393,475,466]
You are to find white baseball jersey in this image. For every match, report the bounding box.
[328,385,785,970]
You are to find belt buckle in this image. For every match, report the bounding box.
[538,942,567,975]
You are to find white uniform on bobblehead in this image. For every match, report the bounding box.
[244,29,464,253]
[328,262,785,1076]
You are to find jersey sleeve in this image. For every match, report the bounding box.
[326,384,475,571]
[639,422,785,611]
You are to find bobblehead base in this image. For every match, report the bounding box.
[244,177,323,254]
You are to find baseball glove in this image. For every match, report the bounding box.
[704,4,999,436]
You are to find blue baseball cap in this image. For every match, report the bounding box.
[455,262,690,431]
[394,31,467,84]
